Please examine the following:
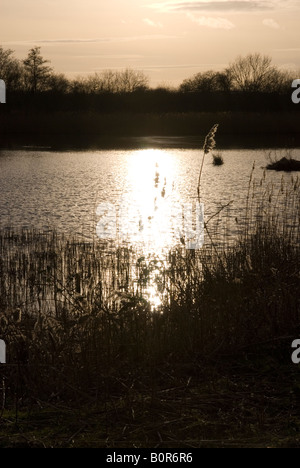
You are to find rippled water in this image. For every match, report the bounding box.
[0,146,299,252]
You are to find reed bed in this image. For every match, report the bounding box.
[0,165,300,447]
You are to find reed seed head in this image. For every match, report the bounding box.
[203,124,219,155]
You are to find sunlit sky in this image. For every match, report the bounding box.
[1,0,300,86]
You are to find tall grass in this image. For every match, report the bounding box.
[0,169,299,405]
[197,124,219,202]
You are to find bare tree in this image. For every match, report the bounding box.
[180,71,215,92]
[268,68,296,93]
[70,69,149,94]
[180,70,232,92]
[70,72,117,94]
[47,73,71,93]
[71,76,88,93]
[85,71,118,93]
[115,69,149,93]
[215,71,233,92]
[23,47,52,93]
[227,53,280,92]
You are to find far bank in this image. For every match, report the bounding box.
[0,110,299,150]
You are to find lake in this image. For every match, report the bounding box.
[0,144,299,253]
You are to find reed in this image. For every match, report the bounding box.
[197,124,219,203]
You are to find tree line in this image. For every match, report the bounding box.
[0,46,149,94]
[0,46,297,112]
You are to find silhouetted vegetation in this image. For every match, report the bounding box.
[0,47,298,115]
[22,47,53,94]
[212,152,224,166]
[0,172,299,447]
[1,46,299,144]
[267,156,300,171]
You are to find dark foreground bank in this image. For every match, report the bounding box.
[0,220,299,446]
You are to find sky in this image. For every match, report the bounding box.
[1,0,300,87]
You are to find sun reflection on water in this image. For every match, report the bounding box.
[120,149,181,254]
[95,148,203,311]
[120,149,181,311]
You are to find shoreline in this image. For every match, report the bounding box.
[0,134,299,152]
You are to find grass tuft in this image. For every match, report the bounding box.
[212,153,224,166]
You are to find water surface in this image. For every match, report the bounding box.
[0,146,299,251]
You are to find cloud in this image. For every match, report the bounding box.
[187,12,235,28]
[141,63,217,69]
[147,0,298,12]
[81,54,144,60]
[148,1,271,12]
[143,18,163,27]
[4,35,178,46]
[35,39,109,44]
[262,18,280,28]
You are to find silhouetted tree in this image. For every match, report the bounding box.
[226,53,280,92]
[180,70,232,92]
[267,69,295,93]
[71,76,87,94]
[116,69,149,92]
[1,44,295,115]
[215,71,233,92]
[84,72,117,93]
[23,47,52,93]
[47,73,71,93]
[71,69,149,94]
[0,46,23,91]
